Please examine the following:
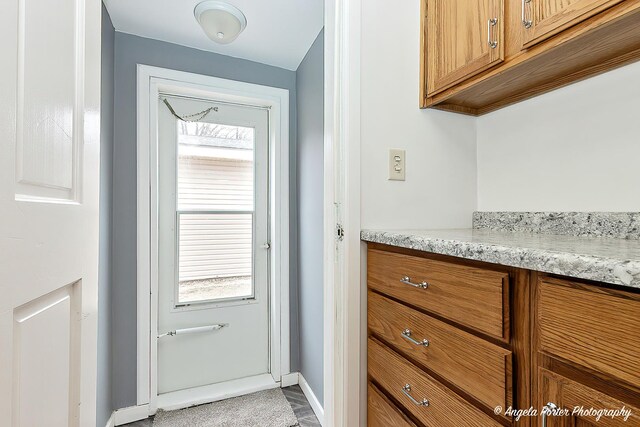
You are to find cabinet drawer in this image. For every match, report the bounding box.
[368,291,512,411]
[367,248,509,340]
[368,382,417,427]
[536,276,640,389]
[368,338,502,427]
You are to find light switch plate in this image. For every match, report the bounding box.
[388,149,406,181]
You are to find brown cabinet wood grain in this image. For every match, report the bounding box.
[365,243,640,427]
[522,0,623,47]
[536,368,640,427]
[368,290,512,411]
[420,0,640,114]
[368,338,503,427]
[368,382,417,427]
[426,0,504,96]
[367,248,510,340]
[536,276,640,391]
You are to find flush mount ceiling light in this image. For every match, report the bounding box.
[194,1,247,45]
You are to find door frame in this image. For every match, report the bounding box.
[136,65,290,410]
[324,0,363,425]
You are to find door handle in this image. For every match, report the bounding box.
[158,323,228,338]
[542,402,559,427]
[260,242,271,249]
[522,0,532,28]
[488,18,499,49]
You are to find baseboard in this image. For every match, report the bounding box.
[298,374,324,426]
[104,412,115,427]
[281,372,300,387]
[113,404,151,426]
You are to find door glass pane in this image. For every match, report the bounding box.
[176,121,255,304]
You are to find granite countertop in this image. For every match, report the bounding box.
[361,227,640,289]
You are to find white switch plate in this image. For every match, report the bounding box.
[388,149,406,181]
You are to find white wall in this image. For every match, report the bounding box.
[477,60,640,212]
[361,0,478,230]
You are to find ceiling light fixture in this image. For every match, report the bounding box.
[194,1,247,45]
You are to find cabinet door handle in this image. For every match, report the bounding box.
[401,384,429,407]
[402,329,430,347]
[542,402,559,427]
[488,18,499,49]
[522,0,532,28]
[400,276,429,289]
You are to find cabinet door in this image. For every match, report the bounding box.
[537,368,640,426]
[426,0,504,96]
[522,0,623,47]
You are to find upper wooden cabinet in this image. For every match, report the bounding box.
[420,0,640,115]
[426,0,504,96]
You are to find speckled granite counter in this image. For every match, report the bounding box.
[361,228,640,289]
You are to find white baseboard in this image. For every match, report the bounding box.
[281,372,300,387]
[104,412,115,427]
[113,404,151,426]
[298,374,324,426]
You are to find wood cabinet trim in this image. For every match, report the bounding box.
[419,0,428,107]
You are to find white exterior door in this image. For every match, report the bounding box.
[0,0,101,425]
[157,96,270,394]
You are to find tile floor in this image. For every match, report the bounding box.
[121,385,320,427]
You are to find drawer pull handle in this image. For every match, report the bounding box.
[542,402,559,427]
[400,276,429,289]
[401,384,429,407]
[401,329,429,347]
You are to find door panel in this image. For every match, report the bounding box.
[537,368,640,426]
[523,0,623,47]
[0,0,101,424]
[157,96,270,394]
[427,0,504,95]
[13,283,81,426]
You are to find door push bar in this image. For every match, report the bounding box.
[158,323,229,338]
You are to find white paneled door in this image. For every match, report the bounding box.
[0,0,101,425]
[157,96,270,394]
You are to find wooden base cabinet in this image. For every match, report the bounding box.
[420,0,640,115]
[532,274,640,427]
[366,243,640,426]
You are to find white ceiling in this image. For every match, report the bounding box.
[103,0,324,71]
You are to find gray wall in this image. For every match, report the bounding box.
[295,30,324,405]
[98,4,115,426]
[112,32,299,409]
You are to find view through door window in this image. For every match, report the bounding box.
[177,121,255,304]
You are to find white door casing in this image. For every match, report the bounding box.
[0,0,101,425]
[136,65,290,410]
[324,0,362,425]
[156,96,270,394]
